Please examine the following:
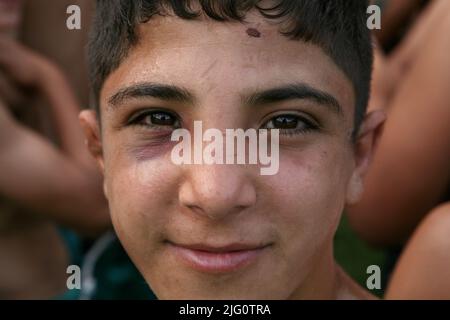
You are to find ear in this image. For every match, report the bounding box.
[346,109,386,204]
[79,110,109,198]
[79,110,104,174]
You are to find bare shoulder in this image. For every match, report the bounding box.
[409,202,450,250]
[386,202,450,299]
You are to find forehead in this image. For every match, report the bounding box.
[100,10,354,114]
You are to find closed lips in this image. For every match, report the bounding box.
[168,241,271,273]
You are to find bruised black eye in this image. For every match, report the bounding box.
[128,110,180,128]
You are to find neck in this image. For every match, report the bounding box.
[289,245,375,300]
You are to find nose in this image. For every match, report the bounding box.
[178,164,257,220]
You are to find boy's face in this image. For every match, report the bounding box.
[82,11,380,299]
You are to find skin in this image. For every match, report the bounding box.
[80,9,384,299]
[373,0,426,48]
[20,0,94,106]
[0,2,109,236]
[0,0,23,38]
[347,0,450,247]
[386,202,450,299]
[0,1,108,298]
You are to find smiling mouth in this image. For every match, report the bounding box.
[166,241,272,274]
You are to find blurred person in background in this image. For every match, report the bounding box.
[0,0,110,299]
[348,0,450,295]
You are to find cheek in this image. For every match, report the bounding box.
[103,147,179,249]
[271,146,353,249]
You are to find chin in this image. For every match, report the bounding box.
[149,274,280,300]
[156,289,265,300]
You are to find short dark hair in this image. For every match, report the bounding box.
[89,0,373,133]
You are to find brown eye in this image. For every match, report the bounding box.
[147,112,176,126]
[263,114,318,135]
[271,115,299,129]
[129,110,180,128]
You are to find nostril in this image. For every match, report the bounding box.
[179,184,256,220]
[178,165,257,220]
[185,203,204,215]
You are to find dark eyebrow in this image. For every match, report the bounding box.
[107,82,195,109]
[243,83,343,116]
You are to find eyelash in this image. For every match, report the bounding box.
[126,110,320,136]
[261,114,320,136]
[127,109,181,129]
